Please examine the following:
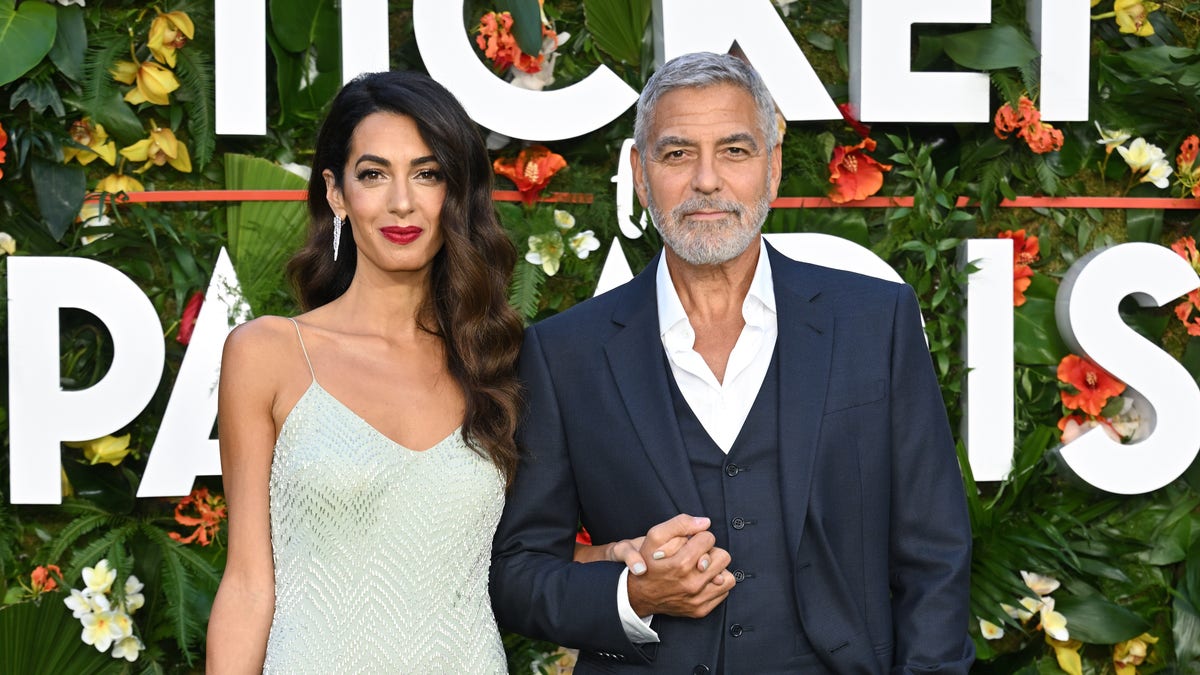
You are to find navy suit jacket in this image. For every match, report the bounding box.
[491,244,974,674]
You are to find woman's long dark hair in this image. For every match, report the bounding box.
[287,71,523,486]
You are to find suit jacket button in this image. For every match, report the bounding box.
[729,623,744,637]
[732,569,746,582]
[693,666,710,675]
[731,516,745,530]
[725,463,741,477]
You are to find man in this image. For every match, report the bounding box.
[491,52,973,674]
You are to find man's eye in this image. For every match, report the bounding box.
[664,150,686,160]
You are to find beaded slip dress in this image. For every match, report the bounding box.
[262,319,507,673]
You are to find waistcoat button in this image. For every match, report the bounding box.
[725,463,741,477]
[732,569,746,582]
[693,666,710,675]
[731,516,745,530]
[729,623,744,637]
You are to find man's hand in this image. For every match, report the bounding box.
[626,514,734,618]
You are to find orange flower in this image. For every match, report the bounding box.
[998,229,1040,306]
[1179,136,1198,173]
[474,10,556,74]
[30,565,62,594]
[837,102,871,139]
[994,97,1063,153]
[170,487,228,546]
[0,120,8,180]
[828,137,893,204]
[493,145,567,206]
[1171,236,1200,273]
[1057,354,1126,416]
[1025,123,1065,154]
[1174,289,1200,336]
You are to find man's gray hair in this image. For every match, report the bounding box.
[634,52,780,156]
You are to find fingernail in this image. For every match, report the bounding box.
[699,558,709,571]
[693,517,709,527]
[652,550,666,560]
[632,563,646,575]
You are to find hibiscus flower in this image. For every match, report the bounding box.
[827,137,892,203]
[1057,354,1126,417]
[493,145,567,206]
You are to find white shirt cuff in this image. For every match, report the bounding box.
[616,568,660,643]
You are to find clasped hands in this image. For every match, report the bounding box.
[591,514,735,618]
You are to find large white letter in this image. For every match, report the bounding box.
[139,250,251,498]
[414,0,639,141]
[215,0,267,135]
[341,0,390,82]
[654,0,840,121]
[959,240,1015,481]
[1056,244,1200,494]
[8,258,165,504]
[850,0,991,122]
[1027,0,1089,121]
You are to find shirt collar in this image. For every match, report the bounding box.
[656,237,776,345]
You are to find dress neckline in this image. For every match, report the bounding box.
[284,380,463,453]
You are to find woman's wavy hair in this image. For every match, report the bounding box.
[287,71,523,486]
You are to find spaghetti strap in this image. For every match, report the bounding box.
[287,317,317,383]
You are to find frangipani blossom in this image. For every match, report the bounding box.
[1117,137,1166,172]
[1095,122,1131,155]
[526,231,565,275]
[553,209,576,230]
[568,230,600,259]
[1039,595,1070,642]
[978,617,1005,640]
[1003,599,1039,622]
[82,559,117,594]
[111,610,134,640]
[124,575,145,613]
[81,611,125,652]
[1140,158,1173,188]
[111,636,144,662]
[1021,570,1061,596]
[65,589,94,618]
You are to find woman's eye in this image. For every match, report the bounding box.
[415,169,443,182]
[357,169,384,181]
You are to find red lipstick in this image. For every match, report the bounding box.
[380,226,423,245]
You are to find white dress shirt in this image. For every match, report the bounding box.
[617,238,779,643]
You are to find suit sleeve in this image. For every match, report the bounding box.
[887,285,975,673]
[490,325,653,662]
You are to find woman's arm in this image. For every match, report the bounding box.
[206,321,285,673]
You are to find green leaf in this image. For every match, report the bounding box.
[584,0,652,65]
[0,0,57,87]
[1181,336,1200,387]
[48,4,85,82]
[30,159,86,241]
[9,77,64,117]
[1125,208,1163,243]
[175,47,216,169]
[943,26,1039,71]
[509,260,546,320]
[500,0,545,58]
[1054,594,1150,644]
[268,0,325,54]
[75,41,145,145]
[0,599,124,674]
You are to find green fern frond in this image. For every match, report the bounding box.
[1035,157,1060,196]
[140,523,220,586]
[40,513,117,566]
[65,524,137,580]
[508,261,546,320]
[174,47,216,168]
[1019,60,1040,99]
[989,71,1022,107]
[151,538,202,663]
[77,37,126,117]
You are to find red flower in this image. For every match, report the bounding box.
[1024,123,1064,154]
[0,120,8,180]
[994,97,1062,154]
[1057,354,1126,417]
[576,526,592,546]
[827,137,892,204]
[170,487,228,546]
[177,291,203,345]
[998,229,1040,306]
[1174,289,1200,336]
[30,564,62,594]
[1179,135,1198,174]
[837,102,871,139]
[493,145,568,206]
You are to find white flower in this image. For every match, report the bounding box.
[509,33,568,92]
[1021,570,1061,596]
[0,232,15,255]
[772,0,799,16]
[1039,596,1070,641]
[978,617,1005,640]
[1108,396,1145,440]
[1094,122,1130,153]
[568,230,600,259]
[1117,137,1166,172]
[111,636,143,662]
[1018,596,1043,618]
[553,209,576,231]
[65,589,95,618]
[82,559,117,594]
[110,609,134,640]
[80,611,124,652]
[1060,417,1121,444]
[48,0,85,5]
[526,231,565,276]
[123,575,145,613]
[1141,158,1173,188]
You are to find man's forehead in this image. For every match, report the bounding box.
[647,84,762,146]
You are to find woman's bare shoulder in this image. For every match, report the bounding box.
[222,316,303,375]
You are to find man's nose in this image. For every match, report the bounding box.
[690,153,722,194]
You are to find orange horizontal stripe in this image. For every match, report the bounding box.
[103,189,595,204]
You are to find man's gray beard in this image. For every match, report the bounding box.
[648,191,772,266]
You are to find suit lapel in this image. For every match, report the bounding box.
[769,246,834,560]
[604,255,706,517]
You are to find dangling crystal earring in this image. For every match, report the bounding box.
[332,215,343,261]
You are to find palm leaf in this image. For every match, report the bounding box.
[0,599,124,675]
[174,47,216,169]
[224,153,308,316]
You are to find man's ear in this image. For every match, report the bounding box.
[323,168,345,217]
[631,144,649,208]
[769,142,783,202]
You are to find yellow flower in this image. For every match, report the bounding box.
[120,125,192,173]
[1021,570,1061,595]
[1046,636,1083,675]
[1114,0,1159,36]
[65,434,133,466]
[0,231,15,255]
[978,617,1005,640]
[95,173,145,194]
[148,11,195,68]
[1114,633,1158,675]
[1038,595,1070,641]
[111,59,180,106]
[63,119,116,166]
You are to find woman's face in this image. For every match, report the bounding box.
[324,112,447,277]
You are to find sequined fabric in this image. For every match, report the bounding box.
[263,381,507,674]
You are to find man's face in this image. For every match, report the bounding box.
[632,83,782,266]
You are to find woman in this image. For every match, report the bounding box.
[206,71,525,672]
[206,69,656,672]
